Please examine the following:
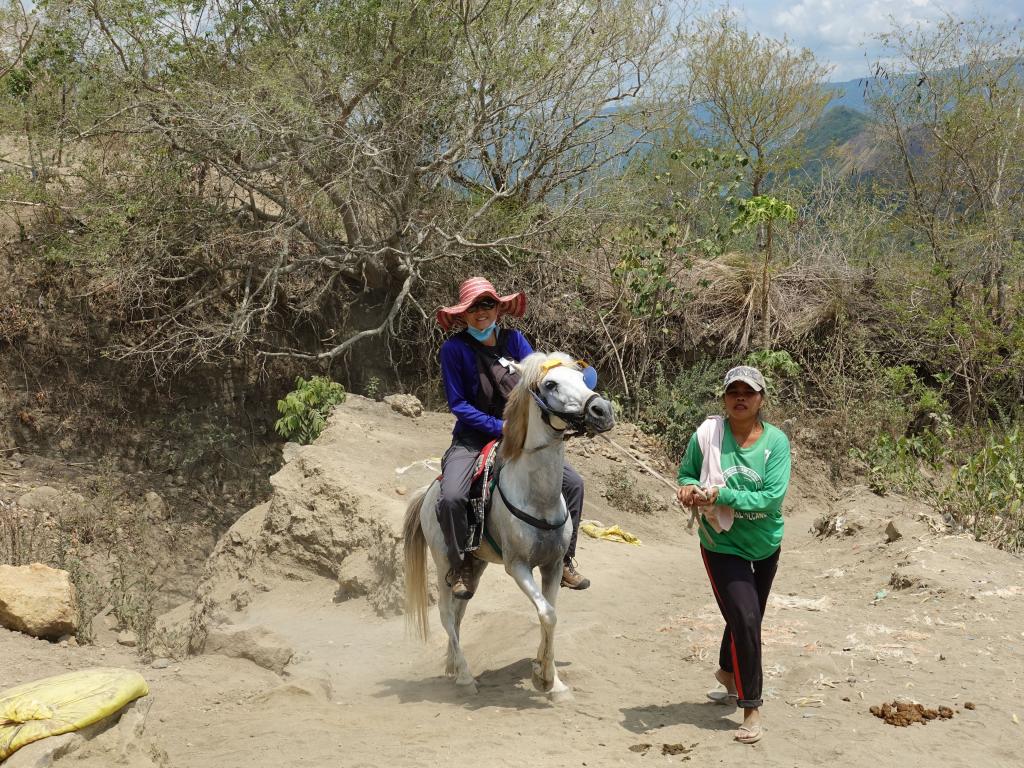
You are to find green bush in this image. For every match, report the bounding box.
[849,432,947,496]
[274,376,347,444]
[941,424,1024,552]
[744,349,801,400]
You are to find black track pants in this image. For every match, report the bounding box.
[699,545,781,709]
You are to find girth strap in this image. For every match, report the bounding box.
[493,463,569,531]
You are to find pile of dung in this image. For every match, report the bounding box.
[869,700,955,727]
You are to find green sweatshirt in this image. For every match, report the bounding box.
[677,420,791,561]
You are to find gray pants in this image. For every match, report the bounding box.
[438,434,584,569]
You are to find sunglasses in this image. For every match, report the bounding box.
[467,298,498,312]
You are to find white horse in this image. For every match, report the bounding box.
[403,352,614,696]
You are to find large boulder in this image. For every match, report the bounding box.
[0,563,78,639]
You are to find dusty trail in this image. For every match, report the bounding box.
[2,397,1022,767]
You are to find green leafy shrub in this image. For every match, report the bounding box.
[274,376,347,444]
[365,376,383,401]
[849,433,946,496]
[941,424,1024,551]
[846,366,953,495]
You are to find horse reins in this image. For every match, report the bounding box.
[597,434,699,534]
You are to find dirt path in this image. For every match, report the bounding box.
[3,398,1023,767]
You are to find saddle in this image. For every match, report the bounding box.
[465,439,500,553]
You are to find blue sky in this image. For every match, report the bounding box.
[725,0,1022,80]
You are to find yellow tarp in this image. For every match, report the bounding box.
[581,520,642,545]
[0,668,149,760]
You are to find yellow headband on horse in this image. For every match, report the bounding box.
[539,359,598,389]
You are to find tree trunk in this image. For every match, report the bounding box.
[760,220,773,350]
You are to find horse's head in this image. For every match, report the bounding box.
[501,352,615,461]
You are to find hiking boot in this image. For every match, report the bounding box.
[561,558,590,590]
[447,559,475,600]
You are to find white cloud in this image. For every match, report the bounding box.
[726,0,1022,79]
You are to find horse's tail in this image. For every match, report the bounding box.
[403,487,431,641]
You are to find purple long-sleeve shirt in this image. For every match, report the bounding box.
[440,329,534,439]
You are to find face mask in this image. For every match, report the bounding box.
[466,322,497,342]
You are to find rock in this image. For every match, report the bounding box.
[117,630,138,647]
[3,732,84,768]
[335,551,373,602]
[151,657,172,669]
[97,698,153,762]
[885,520,902,543]
[17,487,87,517]
[142,491,167,519]
[383,394,423,418]
[394,486,407,496]
[253,676,333,704]
[202,623,294,673]
[0,563,78,639]
[15,486,62,515]
[282,442,302,463]
[812,511,864,538]
[230,588,251,610]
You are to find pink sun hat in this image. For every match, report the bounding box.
[436,276,527,331]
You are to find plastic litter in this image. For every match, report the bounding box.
[580,520,641,545]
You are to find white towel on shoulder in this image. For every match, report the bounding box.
[696,416,734,533]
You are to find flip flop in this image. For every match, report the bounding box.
[734,724,762,744]
[706,690,738,705]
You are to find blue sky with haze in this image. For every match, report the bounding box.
[726,1,1022,80]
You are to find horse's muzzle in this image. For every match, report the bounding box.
[583,396,615,434]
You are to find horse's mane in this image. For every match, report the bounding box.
[500,352,580,462]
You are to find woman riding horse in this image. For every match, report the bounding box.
[436,276,590,600]
[404,350,613,694]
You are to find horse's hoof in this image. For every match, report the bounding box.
[548,685,573,704]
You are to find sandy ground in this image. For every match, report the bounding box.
[2,398,1023,768]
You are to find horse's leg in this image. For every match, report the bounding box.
[538,558,569,695]
[432,553,476,691]
[506,560,565,695]
[453,558,487,637]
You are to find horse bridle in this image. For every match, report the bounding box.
[530,389,600,439]
[492,360,598,530]
[530,359,600,439]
